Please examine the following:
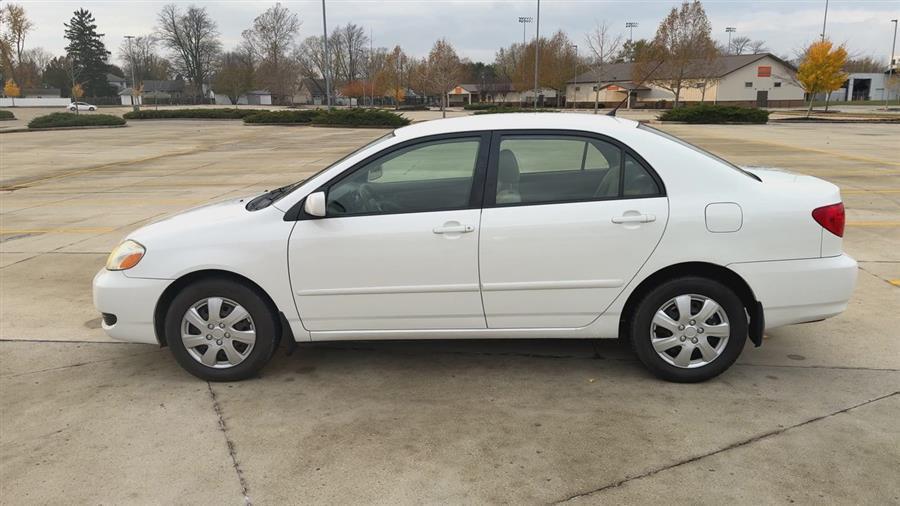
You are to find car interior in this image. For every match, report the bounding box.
[324,135,660,217]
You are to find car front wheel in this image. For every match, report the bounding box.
[165,278,279,381]
[630,277,747,382]
[88,107,95,111]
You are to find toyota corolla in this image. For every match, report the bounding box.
[94,114,857,382]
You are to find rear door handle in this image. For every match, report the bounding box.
[612,214,656,224]
[433,224,474,234]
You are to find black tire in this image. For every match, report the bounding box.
[629,276,747,383]
[165,278,279,381]
[88,107,95,111]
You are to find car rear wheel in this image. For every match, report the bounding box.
[89,107,95,111]
[165,278,278,381]
[630,277,747,382]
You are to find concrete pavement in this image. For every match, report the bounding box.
[1,117,898,504]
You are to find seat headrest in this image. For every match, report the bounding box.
[498,149,520,183]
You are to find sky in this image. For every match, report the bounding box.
[13,0,900,66]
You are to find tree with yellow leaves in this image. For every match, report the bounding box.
[4,78,21,106]
[70,82,84,114]
[797,40,848,118]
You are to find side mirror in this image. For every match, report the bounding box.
[303,191,327,217]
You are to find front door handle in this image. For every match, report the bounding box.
[433,223,474,234]
[612,214,656,224]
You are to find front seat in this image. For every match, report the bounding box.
[496,149,522,204]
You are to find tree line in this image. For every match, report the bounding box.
[1,1,895,111]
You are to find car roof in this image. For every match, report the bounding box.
[393,113,639,139]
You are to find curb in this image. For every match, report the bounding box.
[1,124,127,134]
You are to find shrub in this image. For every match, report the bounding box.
[28,112,126,129]
[396,104,430,111]
[243,110,318,124]
[123,108,259,120]
[313,108,410,127]
[659,104,769,124]
[463,103,502,111]
[0,109,15,120]
[473,107,555,115]
[244,108,410,127]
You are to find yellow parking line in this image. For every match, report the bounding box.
[841,189,900,194]
[889,279,900,287]
[846,221,900,227]
[0,227,117,234]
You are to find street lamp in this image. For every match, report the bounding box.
[725,27,736,54]
[124,35,138,111]
[533,0,541,110]
[887,19,898,109]
[321,0,332,108]
[821,0,829,42]
[570,44,578,109]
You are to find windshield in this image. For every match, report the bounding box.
[245,131,396,211]
[637,124,760,181]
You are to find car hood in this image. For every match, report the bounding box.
[127,197,276,244]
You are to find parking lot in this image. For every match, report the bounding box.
[1,113,898,503]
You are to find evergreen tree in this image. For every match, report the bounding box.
[64,8,112,96]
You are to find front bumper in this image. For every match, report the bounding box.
[92,269,171,344]
[729,254,858,329]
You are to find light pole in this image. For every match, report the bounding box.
[570,44,577,109]
[517,16,532,47]
[725,27,736,54]
[321,0,332,108]
[821,0,829,42]
[625,22,638,45]
[533,0,540,109]
[124,35,138,111]
[887,19,898,109]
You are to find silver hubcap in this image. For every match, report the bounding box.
[650,294,730,369]
[181,297,255,369]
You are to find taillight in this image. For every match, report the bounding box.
[812,202,845,237]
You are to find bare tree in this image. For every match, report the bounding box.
[635,0,716,108]
[425,38,462,118]
[119,35,171,83]
[728,35,751,55]
[331,23,367,83]
[214,50,254,105]
[156,4,221,101]
[747,40,768,54]
[585,21,622,113]
[294,34,336,84]
[0,3,33,84]
[241,3,300,104]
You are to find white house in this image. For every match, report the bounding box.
[836,72,899,102]
[213,90,273,106]
[447,83,559,106]
[566,53,805,108]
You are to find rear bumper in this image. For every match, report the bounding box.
[729,254,857,329]
[93,269,170,345]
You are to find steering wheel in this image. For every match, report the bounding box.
[356,183,383,213]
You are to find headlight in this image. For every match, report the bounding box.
[106,240,145,271]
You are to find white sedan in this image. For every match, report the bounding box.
[67,101,96,111]
[93,114,857,382]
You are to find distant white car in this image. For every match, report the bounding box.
[67,102,96,112]
[93,113,857,383]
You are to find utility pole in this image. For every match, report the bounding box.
[725,27,736,54]
[321,0,332,108]
[887,19,898,109]
[821,0,829,41]
[518,16,532,107]
[533,0,540,109]
[570,44,577,109]
[124,35,139,112]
